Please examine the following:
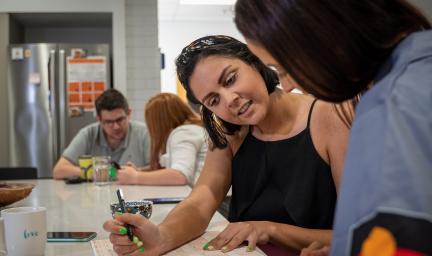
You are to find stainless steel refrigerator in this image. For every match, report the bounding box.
[8,44,111,178]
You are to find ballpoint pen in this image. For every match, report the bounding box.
[116,188,133,241]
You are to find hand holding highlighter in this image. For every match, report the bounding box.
[116,188,134,241]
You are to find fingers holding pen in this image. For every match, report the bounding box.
[104,219,133,248]
[106,213,163,255]
[107,224,145,254]
[113,235,146,255]
[103,218,125,235]
[110,232,146,255]
[104,214,139,242]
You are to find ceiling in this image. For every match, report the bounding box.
[158,0,235,21]
[10,1,236,27]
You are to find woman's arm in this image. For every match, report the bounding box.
[300,241,330,256]
[53,127,91,179]
[117,166,188,185]
[265,223,331,251]
[157,146,233,253]
[324,103,351,192]
[104,145,233,255]
[53,157,81,179]
[311,101,351,192]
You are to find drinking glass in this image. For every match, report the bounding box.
[92,156,111,186]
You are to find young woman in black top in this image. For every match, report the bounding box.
[103,35,350,255]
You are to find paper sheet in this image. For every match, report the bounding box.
[91,231,265,256]
[91,239,116,256]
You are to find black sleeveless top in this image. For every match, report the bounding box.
[228,100,336,229]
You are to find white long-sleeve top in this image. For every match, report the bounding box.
[159,124,208,186]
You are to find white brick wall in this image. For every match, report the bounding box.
[125,0,161,122]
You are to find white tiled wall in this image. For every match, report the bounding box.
[125,0,161,122]
[159,20,242,93]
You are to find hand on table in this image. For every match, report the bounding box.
[204,221,270,253]
[300,241,330,256]
[116,164,139,185]
[103,213,162,256]
[125,161,137,170]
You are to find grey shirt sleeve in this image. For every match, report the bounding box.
[62,127,92,165]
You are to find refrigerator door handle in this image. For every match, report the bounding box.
[58,49,67,151]
[49,50,59,163]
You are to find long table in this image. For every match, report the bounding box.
[9,179,232,255]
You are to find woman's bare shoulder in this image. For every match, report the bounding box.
[310,100,351,156]
[316,100,353,129]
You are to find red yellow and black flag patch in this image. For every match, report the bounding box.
[350,211,432,256]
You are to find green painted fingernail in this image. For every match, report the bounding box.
[203,243,214,250]
[247,245,255,252]
[115,211,123,216]
[119,227,127,234]
[221,246,228,252]
[137,241,143,248]
[139,247,145,252]
[133,236,139,243]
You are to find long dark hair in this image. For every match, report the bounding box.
[175,35,279,149]
[235,0,431,102]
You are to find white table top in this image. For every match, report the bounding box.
[8,179,229,256]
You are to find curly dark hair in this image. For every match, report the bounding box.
[175,35,279,149]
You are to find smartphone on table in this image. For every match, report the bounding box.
[144,197,183,204]
[47,231,97,242]
[64,175,85,184]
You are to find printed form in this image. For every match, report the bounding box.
[91,231,265,256]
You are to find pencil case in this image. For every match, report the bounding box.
[110,200,152,219]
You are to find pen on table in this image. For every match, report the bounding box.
[116,189,134,241]
[144,197,184,204]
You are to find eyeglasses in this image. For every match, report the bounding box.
[101,116,127,127]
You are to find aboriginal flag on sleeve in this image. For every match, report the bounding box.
[350,212,432,256]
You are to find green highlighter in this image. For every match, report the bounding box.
[109,161,120,180]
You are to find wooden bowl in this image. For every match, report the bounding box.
[0,183,34,207]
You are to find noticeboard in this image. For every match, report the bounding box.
[66,56,107,115]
